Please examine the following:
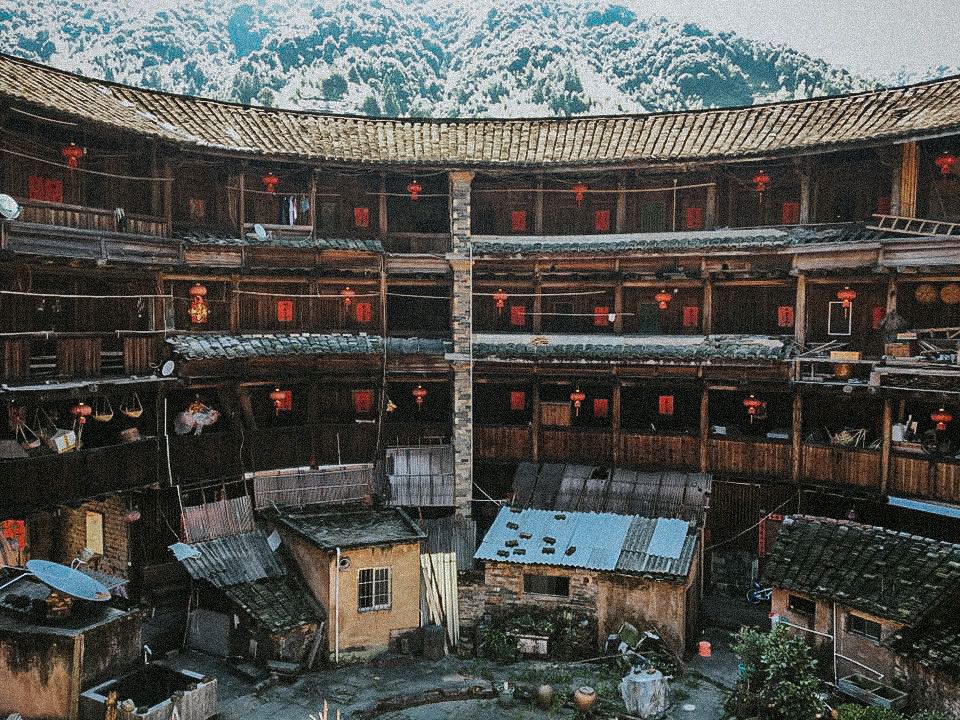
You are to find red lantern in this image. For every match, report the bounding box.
[261,172,280,193]
[71,401,92,426]
[752,170,771,193]
[340,286,356,308]
[62,142,84,170]
[412,384,428,408]
[188,283,209,324]
[493,288,508,314]
[743,395,763,424]
[935,152,958,177]
[269,387,291,416]
[931,408,953,431]
[570,386,586,416]
[407,179,423,200]
[837,286,857,317]
[571,182,588,207]
[655,290,673,311]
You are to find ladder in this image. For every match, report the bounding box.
[867,214,960,237]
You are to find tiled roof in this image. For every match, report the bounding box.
[475,506,695,580]
[512,464,711,525]
[271,505,426,550]
[180,231,383,253]
[222,573,321,633]
[889,595,960,678]
[166,333,449,361]
[3,53,960,166]
[175,530,286,588]
[763,515,960,625]
[474,333,790,363]
[473,225,886,255]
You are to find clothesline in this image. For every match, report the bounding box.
[471,181,717,194]
[0,147,173,182]
[2,288,617,301]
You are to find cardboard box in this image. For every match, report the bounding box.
[885,342,913,358]
[830,350,862,361]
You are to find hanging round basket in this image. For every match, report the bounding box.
[941,284,960,305]
[92,395,114,423]
[121,392,144,419]
[915,283,938,304]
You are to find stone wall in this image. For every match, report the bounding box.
[893,657,960,716]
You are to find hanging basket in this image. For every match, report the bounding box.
[92,395,114,423]
[941,284,960,305]
[15,421,41,451]
[31,407,57,440]
[31,408,76,454]
[915,283,938,304]
[121,392,144,419]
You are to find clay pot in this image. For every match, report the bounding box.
[536,684,554,709]
[574,686,597,713]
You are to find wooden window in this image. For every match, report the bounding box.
[510,305,526,327]
[353,390,374,415]
[848,613,882,641]
[685,206,704,230]
[788,595,816,617]
[358,567,391,611]
[28,176,63,203]
[594,209,611,232]
[510,391,526,412]
[593,398,609,418]
[781,201,801,225]
[276,300,294,322]
[777,305,795,328]
[523,574,569,597]
[355,302,373,323]
[658,395,674,416]
[682,306,700,328]
[85,511,104,556]
[353,207,370,228]
[511,210,527,233]
[593,306,610,327]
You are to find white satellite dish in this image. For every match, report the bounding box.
[25,559,111,602]
[160,360,175,377]
[253,223,268,241]
[0,194,21,220]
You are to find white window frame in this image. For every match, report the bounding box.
[358,566,391,612]
[827,301,853,336]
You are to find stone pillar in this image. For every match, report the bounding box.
[448,170,475,518]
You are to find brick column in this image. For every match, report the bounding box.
[448,170,475,518]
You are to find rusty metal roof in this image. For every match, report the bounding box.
[3,53,960,166]
[175,530,286,588]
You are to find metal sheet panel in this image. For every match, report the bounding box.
[616,517,697,579]
[177,530,285,587]
[648,518,689,559]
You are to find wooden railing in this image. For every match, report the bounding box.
[890,452,960,503]
[622,432,698,470]
[541,428,614,464]
[1,439,160,514]
[474,425,533,462]
[708,437,791,478]
[1,334,160,382]
[381,233,451,254]
[801,445,881,491]
[17,198,168,237]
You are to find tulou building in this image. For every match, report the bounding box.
[2,52,960,715]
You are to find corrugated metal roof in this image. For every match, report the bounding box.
[474,507,633,571]
[648,519,689,559]
[176,530,286,588]
[272,505,426,550]
[615,517,698,579]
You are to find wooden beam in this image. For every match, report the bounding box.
[162,158,173,239]
[612,381,622,466]
[531,381,541,463]
[613,278,624,335]
[534,174,544,235]
[705,179,717,230]
[309,170,318,240]
[880,398,893,496]
[237,165,246,238]
[378,172,388,236]
[615,174,627,233]
[699,387,710,472]
[791,391,802,483]
[701,276,713,335]
[795,272,807,347]
[229,276,240,333]
[532,272,543,335]
[799,165,812,224]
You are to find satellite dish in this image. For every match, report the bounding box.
[160,360,175,377]
[26,559,111,602]
[253,223,268,241]
[0,194,21,220]
[338,556,352,571]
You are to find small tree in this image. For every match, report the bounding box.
[726,625,826,720]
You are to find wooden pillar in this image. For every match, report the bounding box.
[378,172,388,236]
[237,166,246,237]
[532,275,543,334]
[799,165,812,224]
[150,144,162,217]
[795,273,807,347]
[892,141,919,218]
[880,398,893,496]
[791,391,803,483]
[534,175,544,235]
[309,170,318,240]
[705,180,717,230]
[229,277,240,333]
[162,158,173,238]
[612,381,622,466]
[886,272,898,316]
[531,381,541,463]
[613,277,624,335]
[699,387,710,472]
[615,175,627,233]
[701,277,713,335]
[379,261,388,338]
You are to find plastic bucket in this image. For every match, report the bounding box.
[698,640,712,658]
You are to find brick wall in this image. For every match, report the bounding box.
[58,497,130,578]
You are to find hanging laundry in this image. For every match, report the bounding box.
[288,195,298,226]
[299,194,310,214]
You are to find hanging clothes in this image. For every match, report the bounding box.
[288,195,298,226]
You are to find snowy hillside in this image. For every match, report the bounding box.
[0,0,887,117]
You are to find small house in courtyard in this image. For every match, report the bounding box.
[764,515,960,714]
[474,507,701,654]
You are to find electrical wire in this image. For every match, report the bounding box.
[704,491,799,552]
[0,147,172,182]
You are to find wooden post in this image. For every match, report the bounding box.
[534,175,544,235]
[795,273,807,347]
[237,166,246,238]
[886,272,897,316]
[229,277,240,333]
[613,280,624,335]
[892,141,919,218]
[380,261,389,338]
[799,164,812,224]
[880,398,893,495]
[162,158,173,238]
[150,144,161,217]
[532,274,543,334]
[701,277,713,335]
[705,180,717,230]
[791,391,803,483]
[612,381,622,466]
[309,170,318,240]
[615,175,627,233]
[699,387,710,472]
[531,381,541,463]
[378,172,388,236]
